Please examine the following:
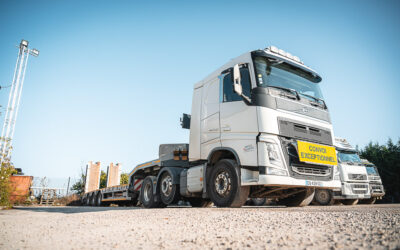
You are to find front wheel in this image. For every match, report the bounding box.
[278,188,315,207]
[314,189,334,206]
[207,159,249,208]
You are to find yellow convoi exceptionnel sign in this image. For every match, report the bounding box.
[297,140,337,166]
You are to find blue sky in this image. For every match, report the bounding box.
[0,0,399,178]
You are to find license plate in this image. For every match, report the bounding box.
[305,180,323,187]
[297,140,337,166]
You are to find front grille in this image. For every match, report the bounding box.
[278,118,333,145]
[292,165,331,177]
[348,174,367,181]
[351,184,368,194]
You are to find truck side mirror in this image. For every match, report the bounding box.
[233,64,243,96]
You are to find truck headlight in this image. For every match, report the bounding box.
[333,165,340,180]
[265,142,287,176]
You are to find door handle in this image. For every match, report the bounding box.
[208,128,218,132]
[222,125,231,131]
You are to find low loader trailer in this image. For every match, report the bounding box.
[83,46,340,208]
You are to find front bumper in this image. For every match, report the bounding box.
[370,183,385,197]
[333,182,371,199]
[257,174,341,189]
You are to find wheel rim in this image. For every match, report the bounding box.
[143,182,152,202]
[214,171,231,197]
[316,190,330,203]
[161,175,173,197]
[97,195,101,204]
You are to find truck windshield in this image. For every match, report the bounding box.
[337,150,362,164]
[253,56,324,101]
[366,166,378,175]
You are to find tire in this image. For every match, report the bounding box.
[314,189,334,206]
[95,193,102,206]
[90,194,96,206]
[159,171,180,205]
[85,195,90,206]
[207,159,249,208]
[140,176,163,208]
[187,197,213,208]
[278,188,315,207]
[359,197,377,204]
[342,199,359,205]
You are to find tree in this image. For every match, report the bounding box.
[71,168,86,195]
[100,170,107,189]
[359,138,400,203]
[120,172,128,185]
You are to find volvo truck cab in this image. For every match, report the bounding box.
[314,137,370,205]
[359,159,385,204]
[184,46,340,207]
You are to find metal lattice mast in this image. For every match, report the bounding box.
[0,40,39,165]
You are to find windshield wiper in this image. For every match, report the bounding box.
[299,93,327,109]
[268,85,300,100]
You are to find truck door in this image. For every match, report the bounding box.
[200,78,221,159]
[219,65,259,166]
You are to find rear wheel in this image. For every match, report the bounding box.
[207,159,249,208]
[140,176,163,208]
[187,197,213,207]
[359,197,377,204]
[314,189,334,206]
[342,199,359,205]
[278,188,315,207]
[159,171,180,205]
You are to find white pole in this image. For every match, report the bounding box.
[9,51,30,146]
[0,48,22,161]
[0,47,25,162]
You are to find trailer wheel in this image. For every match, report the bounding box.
[278,188,315,207]
[95,193,102,206]
[187,198,213,208]
[359,197,376,204]
[85,195,90,206]
[140,176,163,208]
[207,159,249,208]
[159,172,180,205]
[90,193,96,206]
[342,199,359,205]
[314,189,334,206]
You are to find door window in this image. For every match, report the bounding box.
[222,67,251,102]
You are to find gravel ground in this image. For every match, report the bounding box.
[0,204,399,249]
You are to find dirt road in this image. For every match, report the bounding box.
[1,204,399,249]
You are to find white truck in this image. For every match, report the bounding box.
[359,159,385,204]
[82,46,340,208]
[314,138,370,205]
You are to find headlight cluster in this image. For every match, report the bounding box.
[265,142,287,176]
[333,165,340,180]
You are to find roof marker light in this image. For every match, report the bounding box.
[269,46,279,54]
